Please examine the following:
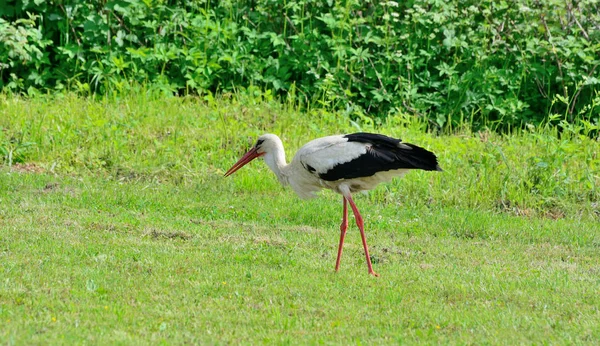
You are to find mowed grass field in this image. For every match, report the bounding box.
[1,94,599,344]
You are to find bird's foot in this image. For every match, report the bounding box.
[368,270,380,277]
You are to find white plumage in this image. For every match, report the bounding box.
[225,132,441,276]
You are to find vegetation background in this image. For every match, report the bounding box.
[1,0,600,344]
[1,0,599,129]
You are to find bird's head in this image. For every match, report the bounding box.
[224,134,281,177]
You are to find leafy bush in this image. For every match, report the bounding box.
[1,0,599,129]
[0,13,52,92]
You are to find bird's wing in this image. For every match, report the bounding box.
[294,135,367,176]
[296,133,441,182]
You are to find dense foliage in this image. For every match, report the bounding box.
[1,0,599,128]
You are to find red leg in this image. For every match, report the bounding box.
[335,197,348,272]
[346,194,379,277]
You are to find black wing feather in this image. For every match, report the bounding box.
[319,132,442,181]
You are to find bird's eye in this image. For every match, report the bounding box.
[255,139,264,147]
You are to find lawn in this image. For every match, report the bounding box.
[1,94,599,344]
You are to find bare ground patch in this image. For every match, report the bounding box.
[144,228,192,240]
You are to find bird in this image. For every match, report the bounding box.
[224,132,442,276]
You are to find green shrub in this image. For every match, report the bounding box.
[1,0,599,129]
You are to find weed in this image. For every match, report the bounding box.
[0,92,598,220]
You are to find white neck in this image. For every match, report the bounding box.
[263,145,288,185]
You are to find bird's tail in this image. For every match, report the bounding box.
[397,143,443,171]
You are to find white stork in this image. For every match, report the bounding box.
[224,132,442,276]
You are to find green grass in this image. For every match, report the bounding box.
[1,93,599,344]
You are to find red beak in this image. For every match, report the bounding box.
[224,146,263,177]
